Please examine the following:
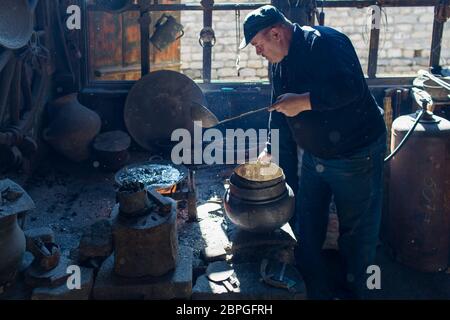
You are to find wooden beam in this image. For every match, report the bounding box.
[0,58,16,125]
[10,60,23,126]
[139,0,151,76]
[368,25,380,78]
[429,1,448,67]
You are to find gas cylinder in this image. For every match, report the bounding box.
[388,111,450,272]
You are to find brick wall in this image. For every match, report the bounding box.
[180,1,450,81]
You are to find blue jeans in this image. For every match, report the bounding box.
[293,134,386,299]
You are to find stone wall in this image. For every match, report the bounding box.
[180,1,450,81]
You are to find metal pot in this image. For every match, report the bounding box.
[150,14,184,51]
[0,0,38,49]
[43,94,101,162]
[414,76,450,102]
[422,78,450,102]
[223,162,295,233]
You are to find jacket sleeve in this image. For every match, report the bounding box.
[308,35,367,111]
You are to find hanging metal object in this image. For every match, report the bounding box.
[150,14,184,51]
[0,0,38,49]
[123,70,206,151]
[199,27,216,47]
[235,10,242,76]
[319,0,325,25]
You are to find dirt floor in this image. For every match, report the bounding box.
[3,150,450,300]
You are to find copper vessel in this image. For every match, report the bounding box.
[388,112,450,272]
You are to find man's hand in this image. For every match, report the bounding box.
[268,93,312,117]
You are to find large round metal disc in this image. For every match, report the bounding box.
[124,70,205,151]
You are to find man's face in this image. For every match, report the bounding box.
[250,27,285,63]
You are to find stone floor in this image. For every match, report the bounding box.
[1,150,450,300]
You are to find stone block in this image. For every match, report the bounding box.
[387,49,402,58]
[247,60,263,69]
[78,219,113,260]
[217,68,236,77]
[201,245,227,262]
[192,262,306,300]
[93,246,192,300]
[226,222,297,264]
[112,203,177,277]
[24,256,73,288]
[31,267,94,300]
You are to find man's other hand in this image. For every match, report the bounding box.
[268,92,311,117]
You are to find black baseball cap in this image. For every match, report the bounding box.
[239,5,289,49]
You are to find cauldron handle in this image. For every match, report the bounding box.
[28,0,39,11]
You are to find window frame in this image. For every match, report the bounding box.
[80,0,447,91]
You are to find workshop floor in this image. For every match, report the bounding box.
[6,150,450,300]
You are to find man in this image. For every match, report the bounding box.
[240,5,386,299]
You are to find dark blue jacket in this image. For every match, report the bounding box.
[269,24,386,159]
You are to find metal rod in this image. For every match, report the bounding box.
[368,11,380,78]
[88,0,441,11]
[202,0,213,83]
[187,169,198,222]
[215,106,269,126]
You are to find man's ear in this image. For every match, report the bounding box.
[270,27,281,41]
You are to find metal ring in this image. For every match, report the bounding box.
[198,27,216,47]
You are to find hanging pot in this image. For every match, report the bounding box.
[43,93,101,162]
[0,0,38,49]
[223,162,295,233]
[150,14,184,51]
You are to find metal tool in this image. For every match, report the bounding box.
[206,261,240,293]
[124,70,206,151]
[259,258,297,293]
[190,101,269,128]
